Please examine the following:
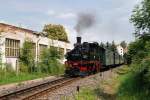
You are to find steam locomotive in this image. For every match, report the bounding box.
[65,37,124,76]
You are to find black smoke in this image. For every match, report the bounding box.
[75,12,96,36]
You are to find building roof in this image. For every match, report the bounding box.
[0,23,70,43]
[0,23,39,35]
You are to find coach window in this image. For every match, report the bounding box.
[5,38,20,57]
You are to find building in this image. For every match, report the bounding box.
[116,45,124,56]
[0,23,72,70]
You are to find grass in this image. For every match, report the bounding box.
[74,65,131,100]
[117,71,150,100]
[74,65,150,100]
[0,67,64,85]
[75,87,98,100]
[0,61,65,85]
[0,72,49,85]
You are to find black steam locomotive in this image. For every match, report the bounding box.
[65,37,124,76]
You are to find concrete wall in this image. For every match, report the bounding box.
[0,27,72,70]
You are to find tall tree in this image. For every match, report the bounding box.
[106,42,111,48]
[111,41,117,52]
[100,42,105,47]
[130,0,150,36]
[120,41,127,49]
[42,24,69,42]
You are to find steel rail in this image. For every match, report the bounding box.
[0,77,80,100]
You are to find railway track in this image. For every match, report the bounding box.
[0,77,81,100]
[0,65,123,100]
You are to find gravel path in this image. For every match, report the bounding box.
[37,69,117,100]
[0,76,57,97]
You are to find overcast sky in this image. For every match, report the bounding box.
[0,0,142,44]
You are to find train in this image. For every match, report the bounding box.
[65,37,124,76]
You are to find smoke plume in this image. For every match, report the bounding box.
[75,12,96,36]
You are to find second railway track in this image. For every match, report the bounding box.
[0,77,81,100]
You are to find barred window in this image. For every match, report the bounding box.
[31,43,36,57]
[39,44,47,56]
[5,38,20,57]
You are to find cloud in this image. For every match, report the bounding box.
[57,12,76,19]
[46,9,76,19]
[0,0,142,44]
[47,10,56,16]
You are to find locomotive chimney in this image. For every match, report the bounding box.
[77,37,81,44]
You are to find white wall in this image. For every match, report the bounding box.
[0,35,6,68]
[117,45,124,56]
[1,31,72,70]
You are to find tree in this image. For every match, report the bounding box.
[42,24,69,42]
[106,42,111,49]
[19,40,35,73]
[100,42,105,47]
[39,47,64,74]
[120,41,127,49]
[130,0,150,36]
[111,41,117,52]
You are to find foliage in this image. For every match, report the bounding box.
[130,0,150,36]
[100,42,105,48]
[0,68,49,85]
[75,88,98,100]
[0,46,64,85]
[120,41,127,49]
[117,0,150,98]
[0,51,2,67]
[39,47,64,75]
[117,62,150,100]
[19,40,36,73]
[117,34,150,99]
[42,24,69,42]
[127,34,150,64]
[105,41,117,52]
[111,40,117,52]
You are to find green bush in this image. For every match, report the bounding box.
[117,68,150,100]
[19,40,36,73]
[39,47,64,75]
[117,35,150,99]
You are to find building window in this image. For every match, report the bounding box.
[39,44,47,56]
[31,43,36,57]
[5,38,20,57]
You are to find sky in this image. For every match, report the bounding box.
[0,0,142,44]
